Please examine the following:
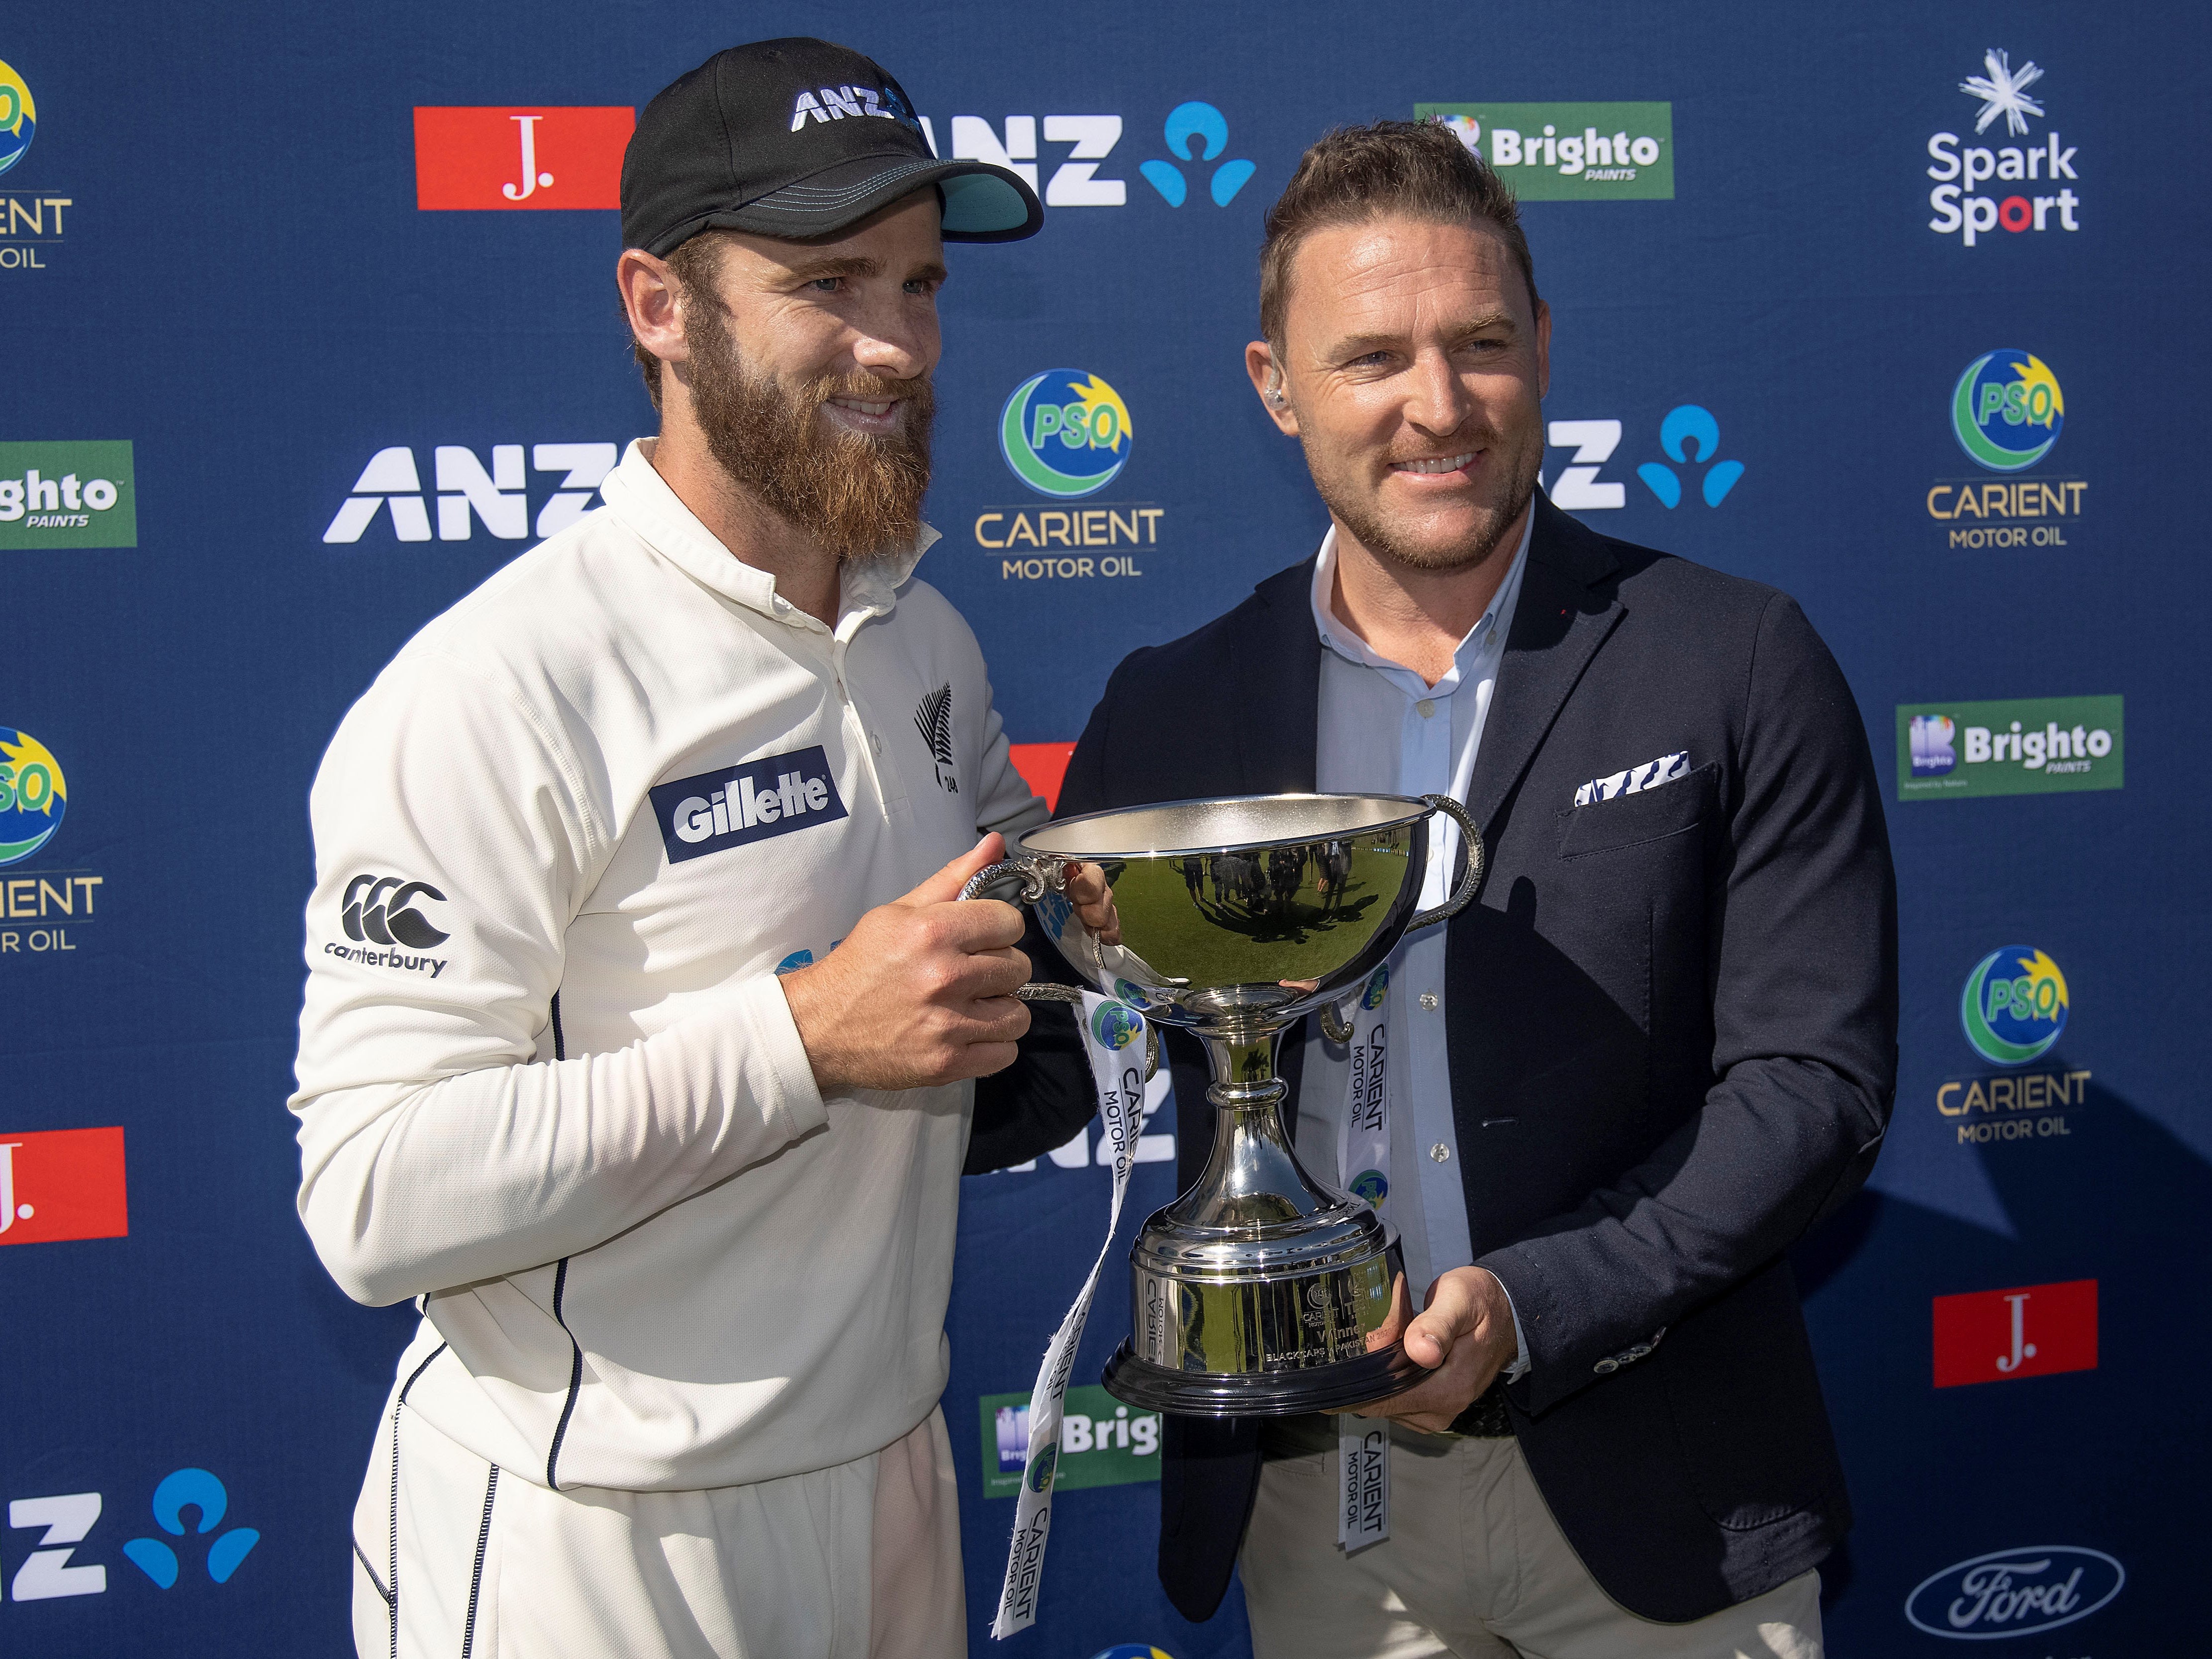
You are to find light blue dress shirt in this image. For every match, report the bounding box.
[1297,512,1533,1379]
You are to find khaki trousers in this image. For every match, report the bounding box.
[352,1383,962,1659]
[1239,1427,1821,1659]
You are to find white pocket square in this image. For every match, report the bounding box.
[1575,751,1690,807]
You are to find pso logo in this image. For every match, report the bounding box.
[1001,371,1134,498]
[1360,966,1390,1011]
[1089,1647,1177,1659]
[0,61,34,177]
[0,726,66,865]
[1089,999,1141,1052]
[1905,1545,2122,1640]
[1952,350,2063,472]
[1024,1444,1058,1494]
[1348,1170,1388,1205]
[1961,946,2069,1065]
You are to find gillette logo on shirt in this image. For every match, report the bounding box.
[652,746,849,864]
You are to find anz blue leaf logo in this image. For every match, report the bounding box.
[1543,407,1746,512]
[1636,406,1745,508]
[1139,103,1255,206]
[122,1468,260,1588]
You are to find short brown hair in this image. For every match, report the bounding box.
[1257,119,1539,349]
[630,233,728,412]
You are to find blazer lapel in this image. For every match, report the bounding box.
[1466,497,1625,837]
[1227,559,1323,794]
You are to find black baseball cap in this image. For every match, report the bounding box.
[621,38,1044,256]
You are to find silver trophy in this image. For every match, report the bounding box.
[965,792,1483,1417]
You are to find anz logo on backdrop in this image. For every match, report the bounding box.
[923,100,1256,209]
[323,442,618,547]
[1540,406,1745,513]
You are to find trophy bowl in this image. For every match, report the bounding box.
[969,791,1483,1417]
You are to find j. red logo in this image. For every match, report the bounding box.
[1932,1277,2097,1387]
[413,107,634,210]
[0,1127,127,1246]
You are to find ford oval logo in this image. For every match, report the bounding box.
[1905,1546,2124,1639]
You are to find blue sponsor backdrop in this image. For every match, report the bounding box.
[2,0,2206,1652]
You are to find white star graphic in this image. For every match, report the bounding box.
[1961,48,2045,137]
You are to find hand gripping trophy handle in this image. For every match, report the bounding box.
[957,853,1160,1081]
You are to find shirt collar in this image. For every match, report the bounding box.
[597,438,939,635]
[1310,508,1533,695]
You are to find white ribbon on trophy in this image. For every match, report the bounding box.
[991,990,1150,1639]
[1333,964,1393,1551]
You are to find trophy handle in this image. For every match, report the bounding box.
[1405,793,1486,933]
[958,857,1159,1081]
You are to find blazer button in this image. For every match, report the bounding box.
[1593,1358,1619,1374]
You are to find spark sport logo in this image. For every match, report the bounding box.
[0,57,73,275]
[414,107,634,209]
[1924,350,2085,552]
[1925,50,2081,248]
[0,725,105,960]
[977,369,1159,583]
[322,443,618,547]
[1418,101,1674,199]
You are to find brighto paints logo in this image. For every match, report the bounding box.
[1961,947,2070,1066]
[1897,695,2120,801]
[1418,101,1673,199]
[1000,371,1133,498]
[1953,350,2063,471]
[1927,50,2080,246]
[0,60,34,176]
[0,727,65,864]
[0,442,136,550]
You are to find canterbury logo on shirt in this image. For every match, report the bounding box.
[651,746,849,864]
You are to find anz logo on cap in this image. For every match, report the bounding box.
[789,84,918,134]
[652,745,849,864]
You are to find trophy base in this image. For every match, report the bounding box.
[1101,1337,1429,1417]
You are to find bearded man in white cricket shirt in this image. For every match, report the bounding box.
[289,38,1113,1659]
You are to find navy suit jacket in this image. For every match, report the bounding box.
[1054,495,1898,1624]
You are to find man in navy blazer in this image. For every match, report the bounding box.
[1055,122,1896,1657]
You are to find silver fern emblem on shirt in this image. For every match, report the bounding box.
[915,683,958,793]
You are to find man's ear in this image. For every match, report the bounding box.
[618,248,689,368]
[1534,299,1552,401]
[1245,340,1299,435]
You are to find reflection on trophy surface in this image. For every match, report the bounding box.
[965,791,1483,1416]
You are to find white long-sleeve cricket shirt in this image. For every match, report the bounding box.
[290,438,1045,1493]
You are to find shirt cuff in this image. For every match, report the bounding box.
[1496,1273,1532,1381]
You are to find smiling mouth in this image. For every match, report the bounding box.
[823,395,902,433]
[1391,452,1476,476]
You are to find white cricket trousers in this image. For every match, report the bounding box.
[351,1374,964,1659]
